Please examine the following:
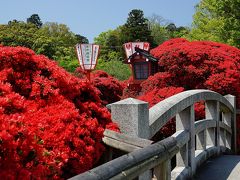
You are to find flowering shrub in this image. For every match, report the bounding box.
[121,76,141,99]
[153,39,240,144]
[75,69,124,105]
[92,70,124,105]
[140,72,172,94]
[151,38,240,98]
[138,87,184,108]
[0,46,118,179]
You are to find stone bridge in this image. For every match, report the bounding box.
[70,90,238,180]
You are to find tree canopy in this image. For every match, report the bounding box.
[122,9,153,44]
[27,14,43,28]
[0,14,88,72]
[189,0,240,48]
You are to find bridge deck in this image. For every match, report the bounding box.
[194,155,240,180]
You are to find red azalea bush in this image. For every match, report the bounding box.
[151,38,240,98]
[121,76,141,99]
[138,87,184,108]
[91,70,124,105]
[75,69,124,105]
[140,72,173,94]
[151,38,240,117]
[0,46,118,179]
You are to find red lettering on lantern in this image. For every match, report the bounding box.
[125,43,131,49]
[144,43,149,50]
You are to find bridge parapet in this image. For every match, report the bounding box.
[70,90,236,180]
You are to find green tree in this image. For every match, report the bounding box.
[148,14,170,46]
[27,14,43,28]
[121,9,153,45]
[94,29,123,61]
[94,29,130,80]
[166,23,177,32]
[95,30,113,61]
[0,18,87,73]
[96,52,131,80]
[147,14,190,46]
[188,0,240,48]
[37,22,83,71]
[166,23,190,38]
[0,21,38,48]
[75,34,89,44]
[40,22,78,46]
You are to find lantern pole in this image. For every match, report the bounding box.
[86,70,91,81]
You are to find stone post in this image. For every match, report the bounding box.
[196,130,206,151]
[205,100,220,153]
[107,98,150,138]
[107,98,151,180]
[176,105,195,175]
[224,95,237,153]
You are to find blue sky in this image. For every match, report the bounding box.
[0,0,200,43]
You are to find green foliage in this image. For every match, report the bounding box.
[166,24,190,38]
[59,58,79,72]
[121,9,153,45]
[0,21,38,48]
[27,14,42,28]
[75,34,89,44]
[96,52,131,80]
[148,14,170,46]
[148,14,190,46]
[94,29,131,80]
[94,29,123,61]
[36,22,78,60]
[189,0,240,48]
[0,15,88,73]
[150,25,169,46]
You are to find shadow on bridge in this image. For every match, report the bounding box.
[194,155,240,180]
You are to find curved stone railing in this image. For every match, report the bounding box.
[70,90,236,180]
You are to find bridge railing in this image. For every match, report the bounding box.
[70,90,236,180]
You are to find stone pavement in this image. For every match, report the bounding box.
[194,155,240,180]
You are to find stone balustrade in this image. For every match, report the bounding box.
[70,90,236,180]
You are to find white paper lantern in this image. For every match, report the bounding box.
[75,44,100,70]
[123,42,150,59]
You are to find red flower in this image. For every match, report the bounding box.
[0,46,119,179]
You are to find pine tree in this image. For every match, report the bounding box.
[27,14,42,28]
[122,9,153,45]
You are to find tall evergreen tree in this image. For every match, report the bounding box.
[27,14,43,28]
[75,34,89,44]
[121,9,153,45]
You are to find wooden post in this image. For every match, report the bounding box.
[86,70,91,81]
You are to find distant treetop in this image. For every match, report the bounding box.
[27,14,43,28]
